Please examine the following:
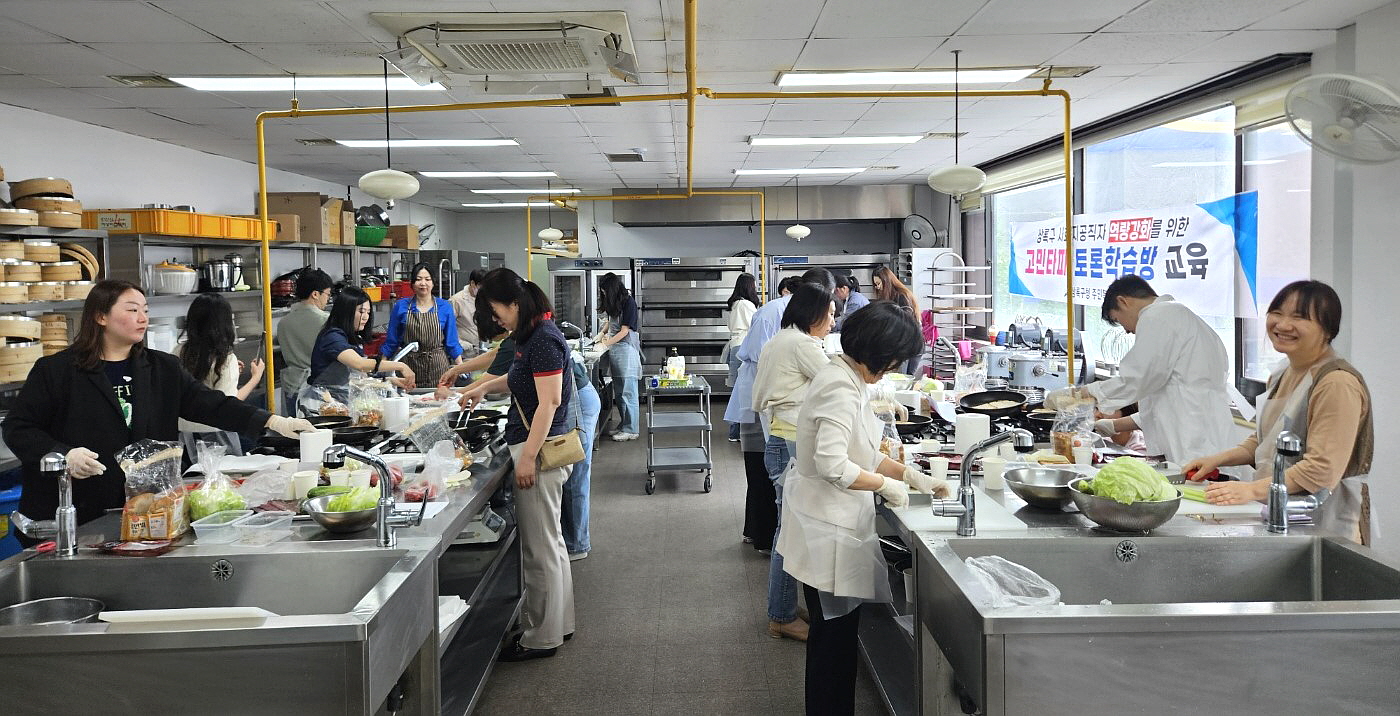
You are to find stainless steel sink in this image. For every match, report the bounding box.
[917,533,1400,715]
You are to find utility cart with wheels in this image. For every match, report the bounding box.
[642,373,712,494]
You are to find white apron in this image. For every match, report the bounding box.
[1254,364,1368,544]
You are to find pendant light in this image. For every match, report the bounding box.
[537,180,564,243]
[358,59,420,207]
[926,50,986,197]
[786,174,811,240]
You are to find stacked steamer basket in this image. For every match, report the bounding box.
[0,178,100,304]
[0,315,42,383]
[39,314,68,357]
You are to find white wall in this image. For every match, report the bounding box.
[449,208,580,273]
[0,102,463,249]
[1309,5,1400,558]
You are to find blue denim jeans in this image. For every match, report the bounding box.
[764,435,800,623]
[607,341,641,434]
[562,383,601,554]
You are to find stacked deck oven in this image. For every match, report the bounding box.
[766,253,890,303]
[632,256,761,392]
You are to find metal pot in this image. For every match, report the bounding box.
[0,597,104,626]
[200,259,234,292]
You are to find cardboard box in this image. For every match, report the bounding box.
[234,214,300,242]
[340,211,355,246]
[386,224,419,250]
[254,192,343,244]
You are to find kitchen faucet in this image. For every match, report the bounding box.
[1267,430,1320,534]
[9,453,78,556]
[323,444,426,548]
[933,429,1034,536]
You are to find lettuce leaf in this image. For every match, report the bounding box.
[1082,458,1176,504]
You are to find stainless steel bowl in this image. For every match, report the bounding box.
[1004,467,1079,510]
[0,596,104,626]
[1069,479,1181,532]
[303,495,377,534]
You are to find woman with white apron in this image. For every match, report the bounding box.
[1184,281,1374,544]
[776,301,949,715]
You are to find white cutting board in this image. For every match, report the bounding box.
[1173,498,1266,517]
[891,487,1028,533]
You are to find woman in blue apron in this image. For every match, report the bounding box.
[595,272,641,441]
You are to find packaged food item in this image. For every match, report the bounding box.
[1051,401,1096,462]
[116,440,188,541]
[349,377,394,427]
[406,440,461,502]
[187,442,246,521]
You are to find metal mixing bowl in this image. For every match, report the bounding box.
[0,597,104,626]
[1069,479,1181,532]
[302,495,378,534]
[1004,467,1079,510]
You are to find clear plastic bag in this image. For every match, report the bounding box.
[299,384,348,418]
[235,469,294,508]
[187,442,246,521]
[870,386,905,462]
[964,555,1061,608]
[954,362,987,398]
[406,440,461,502]
[116,439,188,542]
[1052,402,1096,462]
[349,377,395,427]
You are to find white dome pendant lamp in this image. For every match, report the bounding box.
[538,180,564,243]
[927,50,987,198]
[358,59,420,208]
[786,174,811,240]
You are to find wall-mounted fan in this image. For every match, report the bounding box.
[901,214,947,249]
[1285,73,1400,164]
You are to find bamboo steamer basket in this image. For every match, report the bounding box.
[43,345,66,357]
[0,209,39,227]
[0,341,42,366]
[0,361,35,382]
[28,282,64,301]
[0,242,23,261]
[0,283,28,303]
[63,281,93,301]
[41,261,82,281]
[0,316,41,340]
[10,178,73,200]
[37,211,83,229]
[38,313,67,324]
[6,261,41,282]
[23,241,60,263]
[40,323,68,340]
[14,196,81,213]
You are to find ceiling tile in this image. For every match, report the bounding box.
[694,0,822,40]
[0,86,125,109]
[928,33,1089,68]
[0,73,61,89]
[793,38,940,71]
[89,86,247,109]
[89,42,279,75]
[0,16,64,43]
[1174,29,1335,62]
[1249,0,1393,29]
[812,0,985,39]
[233,43,388,74]
[154,1,375,43]
[961,0,1139,35]
[757,119,857,135]
[695,40,807,73]
[0,1,216,43]
[1049,31,1228,65]
[766,101,873,122]
[1103,0,1304,33]
[0,42,144,75]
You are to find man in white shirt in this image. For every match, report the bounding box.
[1051,275,1235,463]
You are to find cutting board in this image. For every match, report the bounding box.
[892,487,1028,533]
[1173,498,1265,517]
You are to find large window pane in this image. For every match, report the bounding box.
[1081,106,1238,373]
[1240,122,1311,383]
[990,179,1069,335]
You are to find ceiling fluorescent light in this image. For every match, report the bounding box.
[171,76,443,92]
[461,202,553,208]
[750,135,923,146]
[421,171,557,178]
[336,139,518,148]
[734,168,866,176]
[777,68,1036,87]
[471,188,581,194]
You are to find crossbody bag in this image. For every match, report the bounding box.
[514,397,585,470]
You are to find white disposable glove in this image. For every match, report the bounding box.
[65,447,104,478]
[903,465,951,498]
[874,476,910,508]
[1093,418,1118,436]
[267,415,316,439]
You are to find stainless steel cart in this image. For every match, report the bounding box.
[642,374,712,494]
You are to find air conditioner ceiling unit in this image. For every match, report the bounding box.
[372,12,638,81]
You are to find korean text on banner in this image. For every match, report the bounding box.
[1008,192,1258,318]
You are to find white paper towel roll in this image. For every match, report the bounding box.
[299,429,333,464]
[954,414,990,456]
[893,390,926,417]
[382,397,410,433]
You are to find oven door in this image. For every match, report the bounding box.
[639,305,727,329]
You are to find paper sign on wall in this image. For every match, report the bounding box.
[1008,192,1257,318]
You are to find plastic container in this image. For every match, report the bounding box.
[356,226,388,247]
[191,509,254,544]
[232,510,294,545]
[82,209,267,240]
[0,484,22,560]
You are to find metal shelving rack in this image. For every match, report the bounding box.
[900,248,990,381]
[642,373,712,494]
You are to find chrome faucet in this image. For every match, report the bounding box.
[323,444,426,548]
[10,453,78,556]
[933,429,1034,536]
[1267,430,1320,534]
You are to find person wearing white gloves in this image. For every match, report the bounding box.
[1047,275,1235,463]
[776,301,948,715]
[2,279,315,540]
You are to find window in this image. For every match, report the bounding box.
[990,178,1068,335]
[1240,121,1311,384]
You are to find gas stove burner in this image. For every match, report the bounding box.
[1010,386,1045,405]
[983,377,1009,390]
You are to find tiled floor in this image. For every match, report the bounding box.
[471,398,886,715]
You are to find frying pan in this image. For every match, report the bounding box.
[893,414,933,436]
[958,390,1028,418]
[332,425,382,448]
[355,204,389,228]
[307,415,351,429]
[259,431,298,452]
[454,422,500,453]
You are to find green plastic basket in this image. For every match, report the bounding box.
[355,226,388,247]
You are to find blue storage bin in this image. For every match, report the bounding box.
[0,484,21,560]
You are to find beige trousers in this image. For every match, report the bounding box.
[508,442,576,649]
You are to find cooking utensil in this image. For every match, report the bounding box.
[893,414,933,436]
[9,178,73,200]
[1069,478,1181,532]
[958,390,1028,418]
[355,204,389,227]
[306,415,352,430]
[1004,467,1079,510]
[302,495,378,533]
[331,425,382,448]
[200,259,234,292]
[0,596,104,626]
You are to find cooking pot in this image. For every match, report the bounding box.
[200,259,234,292]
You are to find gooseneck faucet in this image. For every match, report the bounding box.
[1267,430,1320,534]
[11,453,78,556]
[933,429,1034,536]
[323,444,426,548]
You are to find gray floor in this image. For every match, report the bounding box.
[471,397,886,715]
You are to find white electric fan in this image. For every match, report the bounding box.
[1285,73,1400,164]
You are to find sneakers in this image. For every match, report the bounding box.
[568,551,589,561]
[767,619,809,642]
[610,432,639,442]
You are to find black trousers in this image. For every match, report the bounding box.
[802,583,861,715]
[742,449,778,549]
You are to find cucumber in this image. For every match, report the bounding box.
[306,486,351,499]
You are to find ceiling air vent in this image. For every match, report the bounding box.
[108,75,183,88]
[297,138,339,146]
[606,152,645,163]
[924,132,966,140]
[1030,66,1098,79]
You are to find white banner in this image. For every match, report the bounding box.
[1008,193,1258,317]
